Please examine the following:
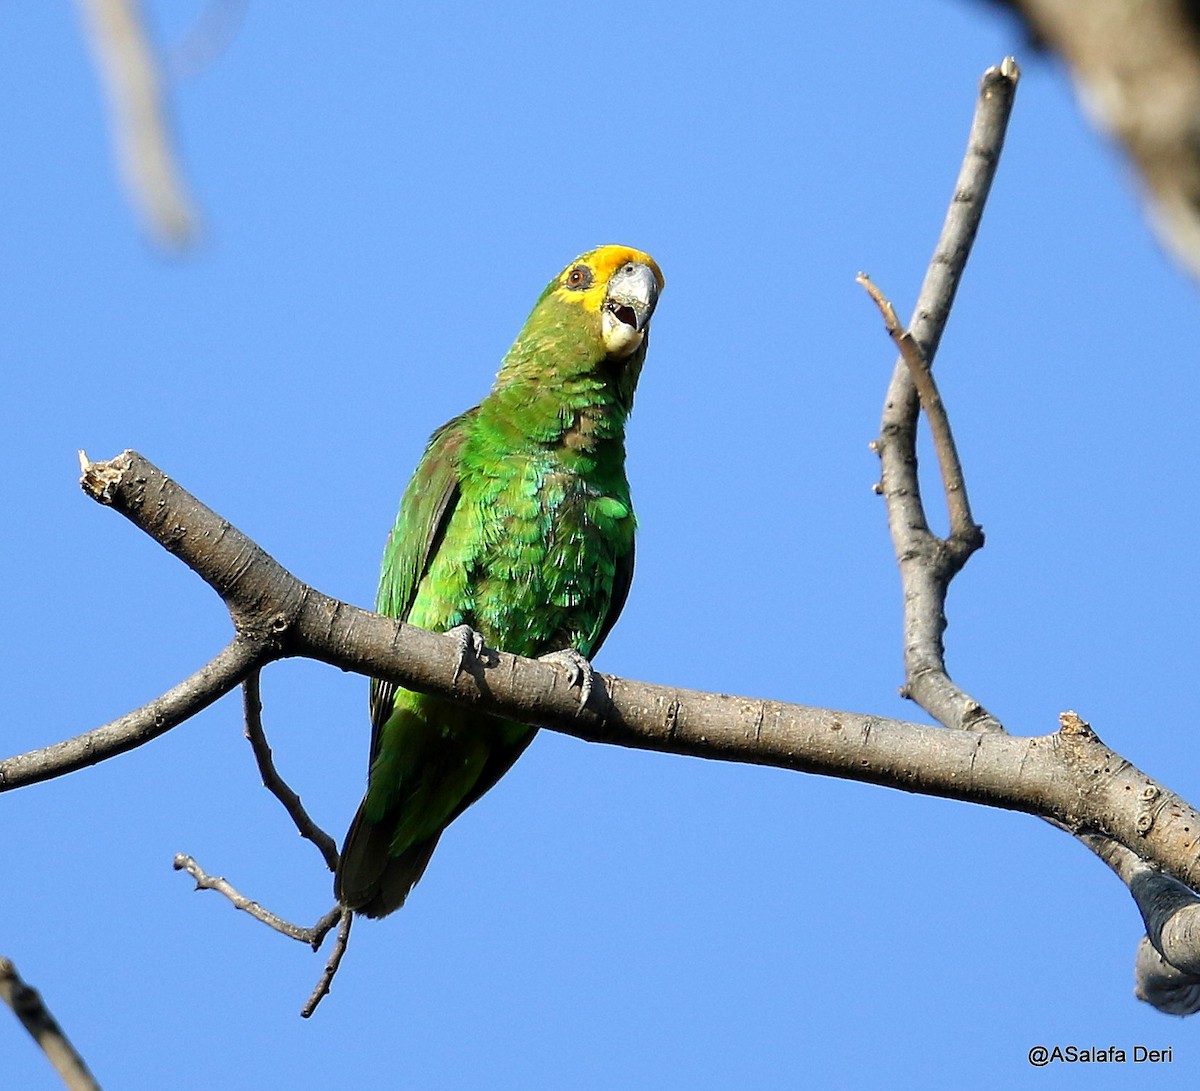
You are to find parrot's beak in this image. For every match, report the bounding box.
[602,261,659,357]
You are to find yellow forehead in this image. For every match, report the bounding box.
[550,244,665,311]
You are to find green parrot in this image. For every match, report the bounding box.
[335,245,664,918]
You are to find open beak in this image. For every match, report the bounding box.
[602,261,660,357]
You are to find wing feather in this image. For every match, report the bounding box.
[366,410,474,765]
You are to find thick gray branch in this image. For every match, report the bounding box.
[0,450,1196,902]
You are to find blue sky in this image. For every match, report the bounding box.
[4,2,1199,1088]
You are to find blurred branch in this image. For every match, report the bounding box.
[0,956,100,1091]
[77,0,199,248]
[167,0,250,81]
[983,0,1200,280]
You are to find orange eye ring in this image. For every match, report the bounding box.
[565,265,593,290]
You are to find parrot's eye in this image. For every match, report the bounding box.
[565,265,593,290]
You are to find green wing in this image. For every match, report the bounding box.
[367,410,475,764]
[589,537,634,658]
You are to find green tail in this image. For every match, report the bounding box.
[336,803,439,918]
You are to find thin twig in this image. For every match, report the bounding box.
[167,0,251,81]
[76,0,199,247]
[173,853,341,947]
[243,671,340,872]
[857,273,981,548]
[905,55,1021,367]
[301,909,352,1018]
[0,957,101,1091]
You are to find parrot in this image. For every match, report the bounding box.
[335,245,664,918]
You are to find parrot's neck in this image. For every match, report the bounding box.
[486,327,644,459]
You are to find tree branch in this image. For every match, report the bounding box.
[242,671,340,872]
[76,0,199,248]
[873,58,1017,733]
[173,853,342,948]
[1134,938,1200,1015]
[866,57,1197,1014]
[173,846,350,1016]
[0,449,1191,906]
[858,273,980,547]
[300,910,352,1019]
[987,0,1200,280]
[1,956,100,1091]
[0,635,261,792]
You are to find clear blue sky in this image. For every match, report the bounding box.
[4,2,1198,1088]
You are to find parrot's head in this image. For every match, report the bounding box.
[546,245,664,360]
[497,245,663,406]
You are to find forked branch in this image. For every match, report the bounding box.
[863,57,1200,1013]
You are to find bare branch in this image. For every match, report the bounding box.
[301,910,352,1019]
[173,853,342,948]
[858,272,981,548]
[173,842,351,1013]
[243,672,340,872]
[1,957,101,1091]
[76,0,199,248]
[868,59,1200,1009]
[874,59,1018,734]
[0,637,261,792]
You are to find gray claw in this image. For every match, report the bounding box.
[539,648,594,711]
[446,624,487,685]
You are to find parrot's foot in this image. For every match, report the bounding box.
[445,624,489,685]
[539,648,595,711]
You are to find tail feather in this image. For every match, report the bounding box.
[335,800,440,919]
